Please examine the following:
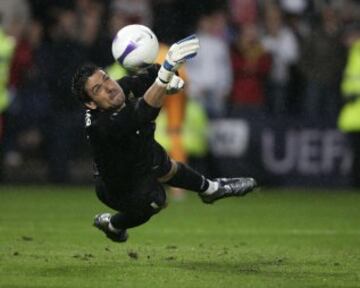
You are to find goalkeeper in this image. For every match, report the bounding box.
[72,35,257,242]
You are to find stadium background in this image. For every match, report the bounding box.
[1,1,360,287]
[0,0,359,187]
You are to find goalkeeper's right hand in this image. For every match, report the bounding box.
[166,74,184,94]
[157,35,200,84]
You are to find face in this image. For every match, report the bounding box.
[85,69,125,110]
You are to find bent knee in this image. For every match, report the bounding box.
[157,159,178,183]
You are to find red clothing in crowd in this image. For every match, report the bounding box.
[9,39,33,88]
[231,44,271,106]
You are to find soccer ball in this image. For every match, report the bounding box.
[112,24,159,71]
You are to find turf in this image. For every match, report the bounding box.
[0,186,359,288]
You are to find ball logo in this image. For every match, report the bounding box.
[112,24,159,71]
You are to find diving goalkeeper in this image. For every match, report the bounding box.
[71,35,257,242]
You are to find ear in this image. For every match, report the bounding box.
[85,101,97,110]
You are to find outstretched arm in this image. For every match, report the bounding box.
[117,64,161,98]
[143,75,185,108]
[105,35,199,136]
[143,34,199,109]
[143,79,168,108]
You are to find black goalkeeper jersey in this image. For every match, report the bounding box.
[85,65,167,190]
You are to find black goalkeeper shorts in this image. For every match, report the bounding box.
[95,142,171,215]
[95,173,167,216]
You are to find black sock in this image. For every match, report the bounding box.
[165,162,209,193]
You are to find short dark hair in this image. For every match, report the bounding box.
[71,63,100,104]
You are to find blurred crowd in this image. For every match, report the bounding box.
[1,0,360,184]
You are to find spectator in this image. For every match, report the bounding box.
[155,43,189,199]
[300,5,346,120]
[45,9,87,183]
[0,0,30,38]
[338,23,360,187]
[230,23,271,113]
[77,0,113,67]
[262,4,299,114]
[3,20,50,168]
[110,0,152,27]
[186,10,232,118]
[229,0,258,26]
[0,20,16,180]
[279,0,308,15]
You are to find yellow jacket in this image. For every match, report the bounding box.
[338,39,360,132]
[0,28,15,113]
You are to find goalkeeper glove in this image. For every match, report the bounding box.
[166,75,184,94]
[157,35,200,84]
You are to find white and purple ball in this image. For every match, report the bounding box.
[112,24,159,71]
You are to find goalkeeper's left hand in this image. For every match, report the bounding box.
[166,75,184,95]
[157,34,200,84]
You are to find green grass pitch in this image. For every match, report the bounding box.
[0,186,359,288]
